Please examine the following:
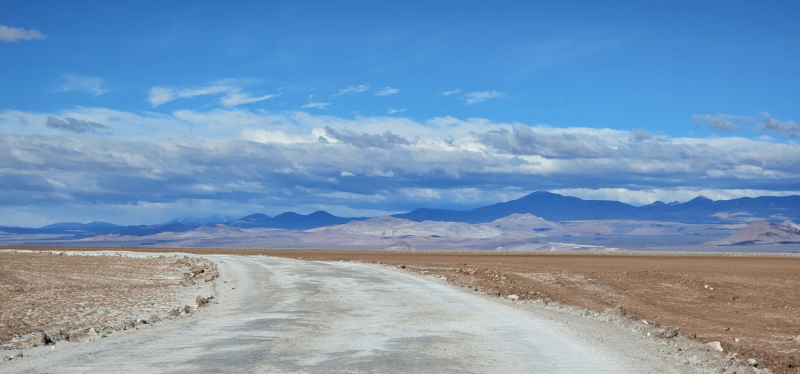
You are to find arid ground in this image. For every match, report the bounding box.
[0,250,214,349]
[2,247,799,373]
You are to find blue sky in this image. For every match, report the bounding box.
[1,1,800,226]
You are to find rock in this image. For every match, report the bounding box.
[614,305,627,316]
[399,264,406,269]
[2,356,10,363]
[747,358,758,367]
[508,294,520,301]
[657,327,680,339]
[196,296,209,307]
[87,328,99,336]
[734,337,741,343]
[33,332,49,346]
[44,328,69,344]
[183,279,196,287]
[707,341,724,352]
[203,270,219,282]
[488,289,500,296]
[167,308,180,317]
[148,314,161,324]
[11,352,22,360]
[181,305,192,315]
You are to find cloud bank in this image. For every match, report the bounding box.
[2,107,800,225]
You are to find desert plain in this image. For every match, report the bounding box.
[0,246,798,373]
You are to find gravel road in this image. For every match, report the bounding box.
[1,255,701,373]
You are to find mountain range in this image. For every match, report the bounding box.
[2,191,799,241]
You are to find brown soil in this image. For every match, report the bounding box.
[4,247,800,373]
[0,251,201,348]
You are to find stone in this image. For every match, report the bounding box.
[148,314,161,324]
[167,308,180,317]
[196,296,209,307]
[508,294,520,301]
[11,352,22,360]
[657,327,680,339]
[614,305,627,316]
[87,328,99,336]
[183,279,196,287]
[747,358,758,367]
[400,264,406,269]
[181,305,192,315]
[44,328,69,344]
[33,332,49,346]
[707,341,724,352]
[2,356,10,363]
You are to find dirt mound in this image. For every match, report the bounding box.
[718,220,800,245]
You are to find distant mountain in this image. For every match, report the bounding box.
[314,216,503,238]
[40,221,122,230]
[110,222,195,237]
[229,211,359,230]
[487,213,572,237]
[717,221,800,246]
[393,191,800,224]
[162,214,235,225]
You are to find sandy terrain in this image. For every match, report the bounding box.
[1,255,732,373]
[0,250,215,349]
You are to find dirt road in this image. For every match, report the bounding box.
[1,255,707,373]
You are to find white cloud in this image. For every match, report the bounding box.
[334,84,370,96]
[3,107,800,222]
[464,91,504,105]
[0,25,46,42]
[552,187,800,207]
[366,169,395,177]
[219,92,276,107]
[388,109,405,114]
[301,102,331,110]
[441,89,461,96]
[375,87,399,96]
[148,84,276,107]
[57,74,107,96]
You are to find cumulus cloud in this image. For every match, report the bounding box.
[758,112,800,138]
[334,84,370,96]
[323,126,411,149]
[340,171,355,177]
[479,124,611,158]
[692,114,748,132]
[388,109,405,114]
[56,74,107,96]
[0,25,46,42]
[148,84,275,107]
[464,91,504,105]
[45,116,108,133]
[375,87,399,96]
[441,89,461,96]
[301,102,331,110]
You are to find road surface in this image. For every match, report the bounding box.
[1,255,695,373]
